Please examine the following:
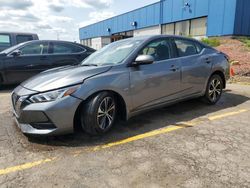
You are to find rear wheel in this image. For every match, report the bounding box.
[203,74,223,105]
[80,92,117,135]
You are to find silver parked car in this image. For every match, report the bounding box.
[11,35,230,136]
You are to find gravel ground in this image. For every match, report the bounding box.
[0,84,250,188]
[216,38,250,76]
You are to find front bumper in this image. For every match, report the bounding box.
[11,86,82,136]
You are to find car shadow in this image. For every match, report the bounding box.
[27,90,249,148]
[0,85,18,93]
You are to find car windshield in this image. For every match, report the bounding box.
[81,39,143,66]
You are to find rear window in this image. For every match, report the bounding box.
[0,34,11,47]
[16,35,34,44]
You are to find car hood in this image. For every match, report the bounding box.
[21,65,112,92]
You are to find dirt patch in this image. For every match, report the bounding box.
[215,38,250,77]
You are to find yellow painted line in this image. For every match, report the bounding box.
[92,108,249,151]
[0,157,56,176]
[208,109,248,121]
[0,108,248,176]
[92,126,183,151]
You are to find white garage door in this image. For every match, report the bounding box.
[134,26,161,37]
[190,17,207,37]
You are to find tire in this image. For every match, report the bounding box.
[203,74,223,105]
[80,92,117,135]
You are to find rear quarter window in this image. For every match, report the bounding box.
[0,34,11,47]
[16,35,34,44]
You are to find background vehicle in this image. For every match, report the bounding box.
[0,32,38,52]
[0,40,95,86]
[11,35,230,136]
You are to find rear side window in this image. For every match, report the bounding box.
[19,42,48,55]
[50,43,85,54]
[174,39,202,57]
[0,34,11,47]
[16,35,34,44]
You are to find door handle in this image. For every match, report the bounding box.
[40,56,48,60]
[169,65,179,72]
[25,64,34,67]
[205,57,211,64]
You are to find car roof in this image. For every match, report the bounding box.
[17,40,95,51]
[20,40,83,45]
[130,35,198,41]
[0,31,37,35]
[126,35,205,47]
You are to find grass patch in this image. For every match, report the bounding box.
[201,38,220,47]
[236,37,250,48]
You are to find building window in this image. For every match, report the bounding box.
[162,23,175,35]
[190,17,207,36]
[175,20,190,36]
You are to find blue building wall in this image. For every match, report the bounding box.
[79,0,250,40]
[161,0,209,23]
[79,2,160,40]
[234,0,250,36]
[207,0,237,36]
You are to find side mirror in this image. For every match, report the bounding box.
[132,55,154,66]
[10,50,21,57]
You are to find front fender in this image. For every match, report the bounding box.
[72,68,132,116]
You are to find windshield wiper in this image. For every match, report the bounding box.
[81,64,98,67]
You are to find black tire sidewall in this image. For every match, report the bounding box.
[205,75,223,104]
[81,92,117,135]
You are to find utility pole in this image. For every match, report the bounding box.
[56,32,60,40]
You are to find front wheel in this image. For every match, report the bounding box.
[80,92,117,135]
[203,74,223,105]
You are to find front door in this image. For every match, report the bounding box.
[130,38,181,112]
[4,41,49,84]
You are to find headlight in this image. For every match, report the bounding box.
[29,85,80,103]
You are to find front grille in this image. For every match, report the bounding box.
[11,93,28,118]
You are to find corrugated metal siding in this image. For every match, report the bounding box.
[79,0,249,39]
[79,2,160,40]
[207,0,237,36]
[234,0,250,36]
[161,0,209,23]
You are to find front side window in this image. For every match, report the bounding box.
[140,39,172,61]
[19,42,48,55]
[16,35,34,44]
[0,34,11,47]
[174,39,199,57]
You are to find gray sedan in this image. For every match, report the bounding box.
[11,35,230,136]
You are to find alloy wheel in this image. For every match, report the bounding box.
[208,78,222,102]
[97,97,116,130]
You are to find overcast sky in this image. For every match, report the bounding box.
[0,0,158,42]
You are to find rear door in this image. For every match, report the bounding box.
[173,38,212,96]
[48,42,87,68]
[4,41,49,84]
[130,38,181,111]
